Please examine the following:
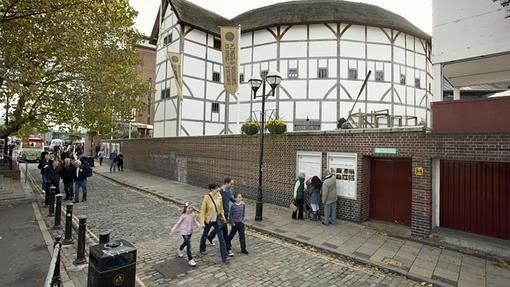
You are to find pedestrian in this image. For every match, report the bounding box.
[228,191,249,255]
[45,158,62,195]
[170,201,201,267]
[60,158,75,200]
[109,150,118,172]
[117,152,124,171]
[73,161,92,203]
[199,183,229,264]
[321,169,337,225]
[206,178,235,256]
[292,172,306,220]
[309,176,322,221]
[38,152,50,205]
[98,150,104,166]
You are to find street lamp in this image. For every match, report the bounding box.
[249,70,282,221]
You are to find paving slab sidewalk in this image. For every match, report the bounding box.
[93,164,510,287]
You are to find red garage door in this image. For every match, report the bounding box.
[370,158,412,226]
[440,160,510,240]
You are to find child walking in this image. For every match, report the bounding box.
[227,191,249,255]
[170,202,202,267]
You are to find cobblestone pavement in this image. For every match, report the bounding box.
[29,166,421,287]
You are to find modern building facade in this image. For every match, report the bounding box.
[151,0,433,137]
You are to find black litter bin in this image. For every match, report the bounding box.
[87,240,137,287]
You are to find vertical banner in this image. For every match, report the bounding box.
[167,52,183,100]
[220,26,240,95]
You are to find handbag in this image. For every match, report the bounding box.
[289,200,298,212]
[208,194,224,224]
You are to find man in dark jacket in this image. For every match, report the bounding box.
[38,153,50,205]
[60,158,75,200]
[45,159,62,195]
[73,161,91,203]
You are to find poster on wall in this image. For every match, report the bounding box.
[327,153,357,200]
[296,151,322,179]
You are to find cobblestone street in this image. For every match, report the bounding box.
[30,166,421,286]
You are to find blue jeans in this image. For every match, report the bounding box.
[179,235,193,260]
[200,221,228,262]
[110,160,117,172]
[74,180,87,202]
[323,202,337,224]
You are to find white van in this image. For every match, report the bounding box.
[49,139,64,150]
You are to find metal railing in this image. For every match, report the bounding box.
[44,235,63,287]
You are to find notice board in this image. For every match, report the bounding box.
[296,151,322,179]
[327,152,357,200]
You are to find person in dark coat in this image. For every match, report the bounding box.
[38,153,50,204]
[308,176,322,221]
[117,152,124,171]
[73,161,91,203]
[45,159,62,195]
[60,158,75,200]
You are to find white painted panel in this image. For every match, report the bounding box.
[367,44,391,61]
[406,87,415,107]
[367,27,390,43]
[204,123,223,135]
[185,41,206,58]
[322,101,337,121]
[253,43,277,62]
[241,33,252,48]
[384,63,392,81]
[156,63,166,81]
[296,101,319,119]
[154,101,165,121]
[165,121,177,137]
[341,25,365,41]
[309,24,336,40]
[280,60,288,77]
[415,38,425,54]
[253,29,276,45]
[394,32,405,48]
[406,34,415,50]
[394,47,405,64]
[282,81,307,99]
[394,104,406,117]
[393,64,401,84]
[238,84,251,102]
[406,51,415,66]
[342,80,363,100]
[278,101,293,124]
[185,29,206,43]
[322,123,336,130]
[183,56,205,78]
[416,108,426,125]
[280,42,307,58]
[206,83,225,101]
[240,48,252,63]
[309,60,317,78]
[339,99,353,117]
[153,122,164,138]
[415,54,426,69]
[208,49,222,63]
[358,60,366,79]
[236,103,251,122]
[156,49,167,65]
[367,103,391,115]
[394,85,405,104]
[169,40,180,52]
[182,121,203,136]
[328,59,337,78]
[309,80,336,99]
[165,99,177,118]
[281,25,307,41]
[310,40,336,57]
[406,67,414,85]
[298,60,307,78]
[367,82,391,102]
[340,60,348,78]
[206,62,212,81]
[182,77,204,99]
[340,41,365,58]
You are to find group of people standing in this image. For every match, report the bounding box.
[292,170,337,225]
[38,151,93,204]
[170,178,248,267]
[105,150,124,172]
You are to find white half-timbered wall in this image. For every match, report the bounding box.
[154,6,433,137]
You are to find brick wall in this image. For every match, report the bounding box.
[107,129,510,238]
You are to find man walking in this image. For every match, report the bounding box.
[206,178,235,256]
[60,158,75,200]
[109,150,118,172]
[73,161,91,203]
[321,169,337,225]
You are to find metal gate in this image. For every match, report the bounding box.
[440,160,510,240]
[370,158,412,225]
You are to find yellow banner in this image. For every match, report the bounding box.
[220,26,240,95]
[167,52,183,100]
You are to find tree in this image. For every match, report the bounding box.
[0,0,148,139]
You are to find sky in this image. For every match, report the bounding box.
[129,0,432,37]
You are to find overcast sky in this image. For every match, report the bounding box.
[129,0,432,36]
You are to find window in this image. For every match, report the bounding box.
[375,70,384,82]
[400,74,406,85]
[160,88,171,99]
[260,70,268,79]
[415,78,421,88]
[318,68,328,79]
[213,37,221,50]
[211,102,219,113]
[288,68,298,79]
[163,33,172,46]
[212,72,220,82]
[239,73,244,83]
[348,68,358,80]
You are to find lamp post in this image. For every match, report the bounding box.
[146,77,152,137]
[249,71,282,221]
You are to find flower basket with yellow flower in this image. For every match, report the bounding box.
[241,120,259,135]
[265,118,287,134]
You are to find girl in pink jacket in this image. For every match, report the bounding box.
[170,202,202,266]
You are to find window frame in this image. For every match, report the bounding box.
[318,67,328,79]
[375,70,384,82]
[212,72,221,82]
[348,68,358,80]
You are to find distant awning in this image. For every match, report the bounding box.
[443,53,510,87]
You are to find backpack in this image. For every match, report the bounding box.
[83,165,93,177]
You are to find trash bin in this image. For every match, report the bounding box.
[87,240,137,287]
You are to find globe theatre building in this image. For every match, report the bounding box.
[150,0,432,137]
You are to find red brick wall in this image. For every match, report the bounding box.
[107,129,510,238]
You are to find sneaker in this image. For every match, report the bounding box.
[188,259,197,267]
[241,250,249,255]
[227,250,234,257]
[208,239,215,246]
[177,248,184,258]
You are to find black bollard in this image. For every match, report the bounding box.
[52,235,62,285]
[63,203,74,245]
[54,194,63,229]
[74,215,87,265]
[48,185,56,217]
[99,232,110,244]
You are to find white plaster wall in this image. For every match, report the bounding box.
[254,29,276,45]
[322,101,337,121]
[183,77,204,99]
[310,41,337,57]
[184,41,206,58]
[367,82,391,102]
[241,33,252,48]
[153,122,164,137]
[253,44,277,62]
[309,80,336,99]
[309,24,336,40]
[340,41,365,58]
[367,27,390,44]
[278,101,294,122]
[341,25,365,41]
[182,121,202,136]
[183,57,205,79]
[367,44,391,61]
[296,101,319,119]
[164,120,177,137]
[280,42,307,58]
[281,25,307,41]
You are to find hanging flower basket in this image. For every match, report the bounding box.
[241,120,259,135]
[266,119,287,134]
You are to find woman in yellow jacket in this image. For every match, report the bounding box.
[199,183,229,263]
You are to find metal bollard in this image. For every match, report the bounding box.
[52,235,62,285]
[54,194,63,229]
[48,186,56,217]
[74,215,87,265]
[99,232,110,244]
[63,203,74,245]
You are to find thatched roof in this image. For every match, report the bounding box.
[150,0,429,44]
